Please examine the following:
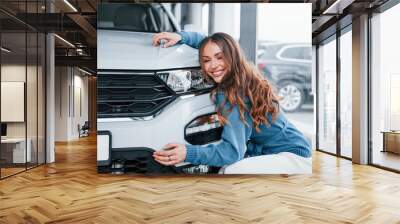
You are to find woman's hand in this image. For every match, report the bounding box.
[153,143,187,166]
[152,32,182,48]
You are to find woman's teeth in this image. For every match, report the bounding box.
[213,71,223,76]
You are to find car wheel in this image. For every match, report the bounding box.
[278,81,304,112]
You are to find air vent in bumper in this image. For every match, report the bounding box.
[97,70,176,118]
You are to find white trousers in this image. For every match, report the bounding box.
[218,152,312,174]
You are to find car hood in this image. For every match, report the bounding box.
[97,29,200,70]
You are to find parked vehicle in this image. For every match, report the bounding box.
[97,3,221,174]
[257,42,313,112]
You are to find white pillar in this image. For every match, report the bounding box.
[352,14,369,164]
[46,32,55,163]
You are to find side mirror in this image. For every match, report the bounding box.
[183,23,208,36]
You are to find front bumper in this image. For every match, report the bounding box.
[97,93,215,170]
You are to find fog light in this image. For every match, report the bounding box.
[185,113,223,145]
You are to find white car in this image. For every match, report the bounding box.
[97,3,221,174]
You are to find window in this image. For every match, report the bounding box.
[370,3,400,171]
[97,3,176,32]
[279,46,311,61]
[256,3,313,147]
[258,44,282,60]
[0,1,46,179]
[339,28,352,158]
[151,4,175,32]
[318,36,337,155]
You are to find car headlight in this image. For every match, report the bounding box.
[157,69,214,94]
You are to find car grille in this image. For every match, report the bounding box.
[97,70,176,118]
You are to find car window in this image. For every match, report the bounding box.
[258,44,281,60]
[280,46,311,60]
[301,47,312,60]
[151,4,175,32]
[280,47,302,60]
[258,50,276,60]
[98,3,176,32]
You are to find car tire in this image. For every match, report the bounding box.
[277,81,305,112]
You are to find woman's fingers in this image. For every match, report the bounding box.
[153,143,186,166]
[153,154,168,162]
[163,41,176,48]
[152,33,170,45]
[153,154,176,162]
[152,35,163,46]
[155,159,179,166]
[152,32,181,48]
[154,149,175,156]
[153,155,179,166]
[152,33,164,46]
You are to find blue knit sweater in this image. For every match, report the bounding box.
[179,31,312,167]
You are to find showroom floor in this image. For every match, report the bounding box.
[0,135,399,223]
[372,150,400,171]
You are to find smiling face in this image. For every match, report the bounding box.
[201,41,229,84]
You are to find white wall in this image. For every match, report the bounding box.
[1,65,26,138]
[1,82,24,123]
[1,64,45,163]
[72,72,89,138]
[211,4,240,40]
[257,4,311,43]
[55,67,89,141]
[1,64,26,81]
[55,66,69,141]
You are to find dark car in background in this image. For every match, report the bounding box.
[257,42,312,112]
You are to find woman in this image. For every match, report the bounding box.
[152,31,312,174]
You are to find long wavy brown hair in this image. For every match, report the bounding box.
[199,32,280,132]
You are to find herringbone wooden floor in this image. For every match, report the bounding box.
[1,135,400,224]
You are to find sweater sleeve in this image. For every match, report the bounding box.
[177,31,206,49]
[185,101,253,167]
